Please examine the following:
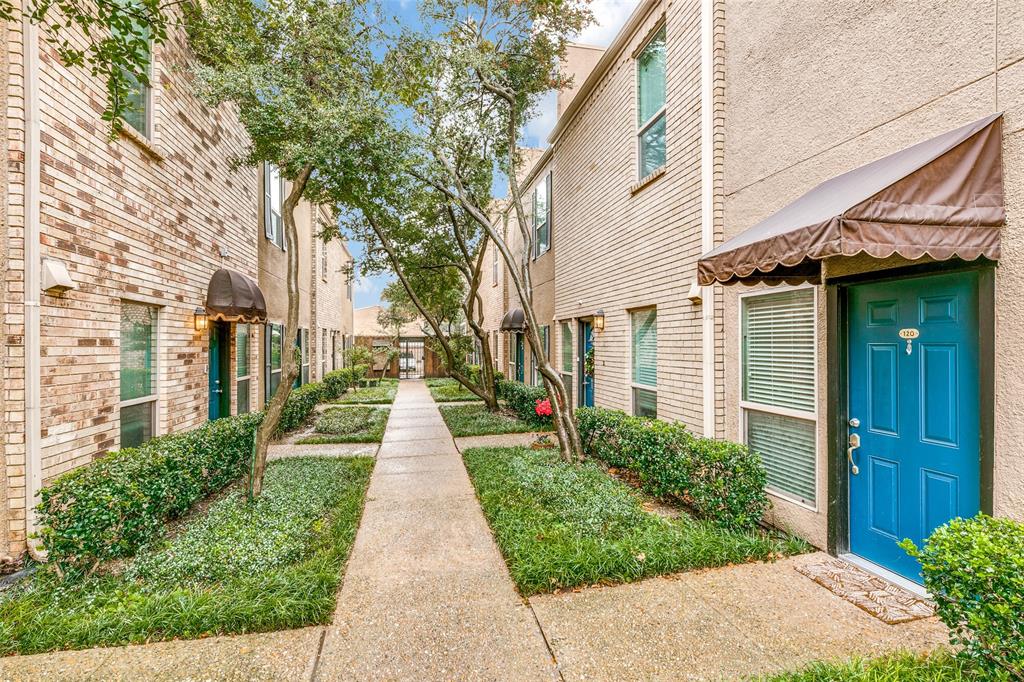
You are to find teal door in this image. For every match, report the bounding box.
[514,333,525,382]
[208,322,231,420]
[848,271,981,582]
[578,320,594,407]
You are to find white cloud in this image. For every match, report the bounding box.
[352,274,380,296]
[523,90,558,147]
[575,0,641,47]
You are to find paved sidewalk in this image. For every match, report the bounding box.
[314,380,558,680]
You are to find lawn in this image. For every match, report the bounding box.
[427,378,483,402]
[296,406,389,444]
[761,651,974,681]
[439,404,551,437]
[333,378,398,404]
[462,447,808,595]
[0,456,373,655]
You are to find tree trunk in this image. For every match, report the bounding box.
[248,164,313,499]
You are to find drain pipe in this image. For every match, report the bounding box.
[699,0,716,438]
[22,15,45,562]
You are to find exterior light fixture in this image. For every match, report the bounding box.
[593,309,606,332]
[194,307,209,332]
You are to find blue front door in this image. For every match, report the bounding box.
[578,320,594,407]
[514,333,525,382]
[208,322,231,420]
[848,271,981,582]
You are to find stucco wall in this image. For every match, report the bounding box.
[722,0,1024,547]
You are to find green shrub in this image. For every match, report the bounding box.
[575,406,769,531]
[902,515,1024,680]
[277,382,325,433]
[496,379,551,425]
[38,412,263,573]
[322,369,352,400]
[39,379,331,573]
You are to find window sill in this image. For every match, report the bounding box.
[630,166,665,195]
[119,122,165,161]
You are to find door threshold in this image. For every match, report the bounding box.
[838,553,929,598]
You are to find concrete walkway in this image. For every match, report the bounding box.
[0,380,947,681]
[313,380,558,680]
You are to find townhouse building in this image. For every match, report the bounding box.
[487,0,1024,588]
[1,11,352,562]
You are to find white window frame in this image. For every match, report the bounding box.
[629,307,658,417]
[118,300,160,447]
[532,172,551,259]
[264,163,285,250]
[635,24,667,181]
[492,241,499,286]
[738,284,819,511]
[235,323,252,415]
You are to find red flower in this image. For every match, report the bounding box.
[535,398,552,417]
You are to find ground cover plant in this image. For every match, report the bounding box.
[0,457,373,655]
[297,406,389,444]
[761,650,976,681]
[462,447,807,595]
[440,404,552,438]
[333,378,398,405]
[427,378,484,402]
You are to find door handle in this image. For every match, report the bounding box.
[847,433,860,475]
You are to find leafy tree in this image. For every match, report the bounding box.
[9,0,169,130]
[392,0,592,461]
[184,0,382,496]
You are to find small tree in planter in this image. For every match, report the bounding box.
[344,345,374,389]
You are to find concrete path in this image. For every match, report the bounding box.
[530,552,948,681]
[313,380,559,680]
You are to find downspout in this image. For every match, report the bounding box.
[22,15,45,561]
[699,0,716,438]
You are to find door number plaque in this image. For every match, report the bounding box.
[899,328,919,354]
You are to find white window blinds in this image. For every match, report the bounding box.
[631,309,657,387]
[742,289,815,412]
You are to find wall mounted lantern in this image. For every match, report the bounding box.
[593,309,606,332]
[194,307,209,332]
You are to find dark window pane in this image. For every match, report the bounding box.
[633,387,657,418]
[120,302,156,401]
[236,324,249,377]
[237,377,250,414]
[270,325,282,370]
[640,113,666,178]
[120,401,153,448]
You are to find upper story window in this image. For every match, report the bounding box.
[321,240,328,281]
[491,241,499,286]
[532,172,551,257]
[636,26,666,179]
[264,163,284,249]
[113,22,152,137]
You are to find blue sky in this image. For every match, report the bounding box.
[349,0,640,308]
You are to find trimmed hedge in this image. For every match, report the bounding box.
[38,377,340,574]
[576,406,769,531]
[902,515,1024,679]
[496,379,551,425]
[322,369,350,400]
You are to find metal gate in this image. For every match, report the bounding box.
[399,339,425,379]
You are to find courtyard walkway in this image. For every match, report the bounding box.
[0,380,947,681]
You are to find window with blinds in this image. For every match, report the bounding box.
[631,308,657,417]
[560,322,573,373]
[741,288,817,506]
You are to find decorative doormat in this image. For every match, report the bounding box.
[795,558,935,624]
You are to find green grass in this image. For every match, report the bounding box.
[760,651,982,681]
[429,381,484,402]
[0,457,373,656]
[296,406,389,444]
[439,404,550,437]
[333,379,397,404]
[462,447,809,595]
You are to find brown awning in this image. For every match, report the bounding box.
[698,113,1004,286]
[500,308,527,332]
[205,269,267,323]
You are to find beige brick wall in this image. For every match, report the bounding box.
[552,0,717,432]
[722,0,1024,546]
[314,206,353,378]
[3,12,261,556]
